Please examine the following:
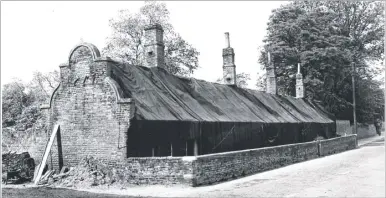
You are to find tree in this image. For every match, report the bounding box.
[103,1,200,77]
[2,70,60,152]
[28,71,60,103]
[216,72,251,88]
[2,79,29,126]
[255,73,266,91]
[259,0,384,123]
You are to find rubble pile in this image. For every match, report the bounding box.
[49,156,123,187]
[2,152,35,184]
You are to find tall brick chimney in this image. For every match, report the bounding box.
[144,23,165,69]
[266,52,277,94]
[296,63,304,98]
[222,32,236,85]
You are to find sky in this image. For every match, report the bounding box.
[1,1,288,89]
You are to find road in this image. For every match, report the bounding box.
[3,137,384,198]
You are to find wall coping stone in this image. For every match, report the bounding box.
[320,134,357,143]
[126,156,185,160]
[182,156,197,161]
[196,140,318,159]
[94,57,116,63]
[59,63,69,68]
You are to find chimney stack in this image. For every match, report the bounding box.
[222,32,236,85]
[266,51,277,94]
[144,23,165,69]
[296,63,304,98]
[225,32,230,48]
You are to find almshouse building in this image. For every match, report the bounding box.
[40,24,336,171]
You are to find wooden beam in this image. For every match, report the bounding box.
[34,124,60,185]
[170,143,173,157]
[194,139,198,156]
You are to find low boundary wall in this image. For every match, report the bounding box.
[319,135,357,156]
[108,157,194,186]
[336,120,379,139]
[191,141,319,186]
[108,135,357,187]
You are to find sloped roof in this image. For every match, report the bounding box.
[110,63,334,124]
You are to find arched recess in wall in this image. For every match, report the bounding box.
[67,42,101,65]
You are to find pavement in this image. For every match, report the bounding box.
[3,134,384,197]
[358,132,384,147]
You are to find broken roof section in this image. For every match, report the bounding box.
[110,63,334,124]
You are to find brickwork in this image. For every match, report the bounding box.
[106,157,195,186]
[319,135,357,156]
[296,73,304,98]
[336,121,378,139]
[40,44,132,170]
[144,24,165,69]
[266,65,277,94]
[191,141,319,186]
[222,33,236,85]
[187,135,357,186]
[357,124,377,139]
[336,120,352,136]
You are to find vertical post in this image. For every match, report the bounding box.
[152,148,155,157]
[352,62,357,135]
[194,139,198,156]
[185,141,188,156]
[170,143,173,157]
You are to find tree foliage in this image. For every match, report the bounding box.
[2,71,60,152]
[103,1,200,77]
[216,72,251,88]
[259,0,384,123]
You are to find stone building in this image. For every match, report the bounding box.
[40,24,336,171]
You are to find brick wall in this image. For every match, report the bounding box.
[40,45,132,170]
[78,135,355,187]
[107,157,195,186]
[357,124,377,139]
[187,135,357,186]
[319,135,357,156]
[336,120,351,136]
[191,141,319,186]
[336,120,378,139]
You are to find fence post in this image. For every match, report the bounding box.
[317,140,322,157]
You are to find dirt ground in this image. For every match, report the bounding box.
[2,186,146,198]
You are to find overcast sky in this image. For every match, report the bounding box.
[1,1,288,89]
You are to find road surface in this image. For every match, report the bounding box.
[3,137,384,198]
